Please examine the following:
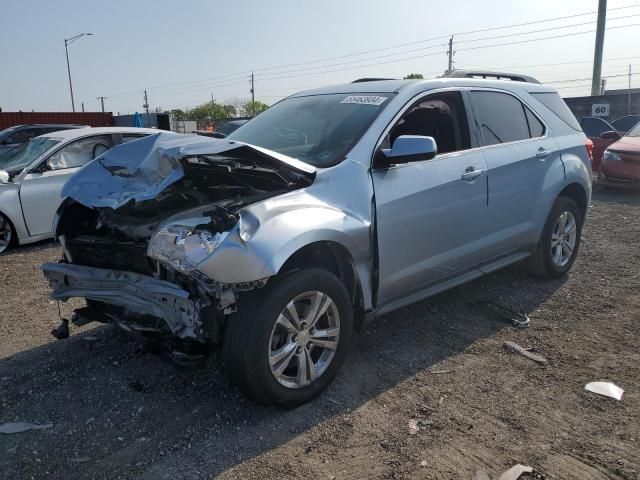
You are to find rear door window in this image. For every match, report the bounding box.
[524,108,545,138]
[469,91,531,146]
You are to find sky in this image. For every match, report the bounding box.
[1,0,639,114]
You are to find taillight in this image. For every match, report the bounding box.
[585,138,594,163]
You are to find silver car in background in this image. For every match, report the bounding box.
[43,71,592,406]
[0,127,159,253]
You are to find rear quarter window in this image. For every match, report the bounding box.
[531,92,581,131]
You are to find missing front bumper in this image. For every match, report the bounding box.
[42,262,201,339]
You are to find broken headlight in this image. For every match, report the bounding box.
[147,219,229,273]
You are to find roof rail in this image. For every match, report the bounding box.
[442,70,540,84]
[351,78,396,83]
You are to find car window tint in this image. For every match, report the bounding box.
[524,107,545,138]
[470,91,530,146]
[387,91,471,156]
[47,135,112,170]
[5,130,30,144]
[531,92,581,131]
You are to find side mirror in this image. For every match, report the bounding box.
[600,130,622,141]
[378,135,437,166]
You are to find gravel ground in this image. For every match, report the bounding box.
[0,186,638,480]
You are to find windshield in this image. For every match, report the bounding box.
[228,93,391,167]
[0,137,61,175]
[626,122,640,137]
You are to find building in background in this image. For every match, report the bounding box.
[564,92,640,123]
[113,113,171,131]
[0,112,113,130]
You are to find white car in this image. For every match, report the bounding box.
[0,127,161,254]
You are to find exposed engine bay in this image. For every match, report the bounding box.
[42,134,315,345]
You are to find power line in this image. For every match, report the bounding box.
[455,55,640,72]
[169,13,638,85]
[105,3,640,97]
[453,13,639,45]
[456,22,640,53]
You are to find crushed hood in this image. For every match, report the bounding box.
[62,132,316,210]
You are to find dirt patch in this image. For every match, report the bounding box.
[1,186,639,479]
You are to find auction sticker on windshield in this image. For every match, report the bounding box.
[340,95,387,106]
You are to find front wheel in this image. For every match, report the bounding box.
[527,196,583,278]
[0,213,15,255]
[223,268,353,406]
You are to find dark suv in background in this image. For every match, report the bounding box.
[0,124,88,156]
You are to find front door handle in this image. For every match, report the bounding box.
[536,148,552,160]
[461,167,485,182]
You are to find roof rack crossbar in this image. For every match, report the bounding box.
[442,70,540,84]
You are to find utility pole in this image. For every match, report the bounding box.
[143,89,150,126]
[64,33,93,112]
[600,78,606,96]
[447,36,454,74]
[97,96,107,113]
[249,72,255,116]
[81,102,85,112]
[211,92,214,104]
[629,65,633,115]
[591,0,607,96]
[250,72,255,103]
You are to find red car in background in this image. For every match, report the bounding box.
[581,116,640,173]
[581,117,623,172]
[598,121,640,186]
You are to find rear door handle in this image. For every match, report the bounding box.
[461,167,485,182]
[536,148,552,160]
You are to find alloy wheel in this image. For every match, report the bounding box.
[268,291,340,389]
[551,211,577,267]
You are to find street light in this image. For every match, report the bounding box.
[64,32,93,112]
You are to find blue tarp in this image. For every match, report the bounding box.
[133,112,143,128]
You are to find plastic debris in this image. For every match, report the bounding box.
[0,422,53,434]
[70,457,91,463]
[471,300,530,328]
[408,419,419,435]
[585,382,624,400]
[503,341,547,365]
[51,318,70,340]
[498,464,533,480]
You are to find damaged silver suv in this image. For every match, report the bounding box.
[43,71,592,406]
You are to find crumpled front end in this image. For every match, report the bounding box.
[45,133,314,342]
[43,262,202,338]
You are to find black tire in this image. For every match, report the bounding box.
[0,213,16,255]
[527,196,582,278]
[223,268,353,407]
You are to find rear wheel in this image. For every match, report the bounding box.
[527,196,582,278]
[223,268,353,406]
[0,213,15,255]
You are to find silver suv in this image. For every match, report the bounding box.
[43,71,592,406]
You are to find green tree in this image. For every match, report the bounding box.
[404,73,424,79]
[188,101,236,121]
[170,109,186,120]
[243,100,269,117]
